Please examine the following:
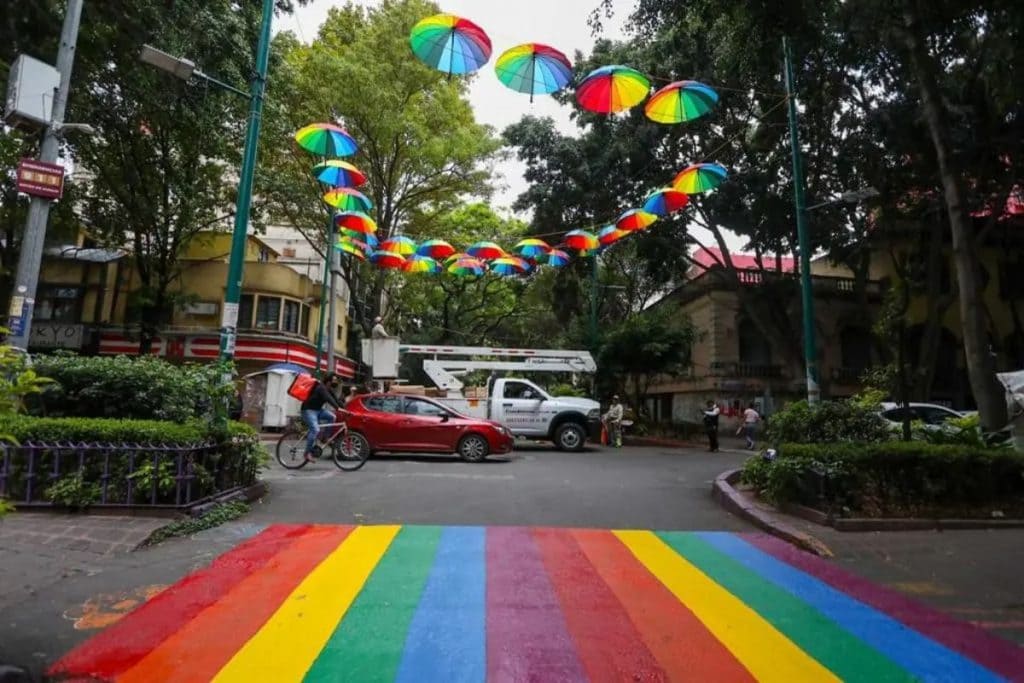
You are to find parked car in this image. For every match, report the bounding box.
[341,393,514,462]
[878,402,966,428]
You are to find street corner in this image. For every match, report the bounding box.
[49,524,1024,682]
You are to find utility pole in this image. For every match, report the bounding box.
[783,36,820,404]
[7,0,84,349]
[314,215,332,373]
[326,222,339,374]
[218,0,274,361]
[589,255,599,350]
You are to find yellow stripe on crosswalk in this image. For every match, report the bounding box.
[615,530,839,683]
[212,525,400,682]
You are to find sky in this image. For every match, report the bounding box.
[276,0,634,214]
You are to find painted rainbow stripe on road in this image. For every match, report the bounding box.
[51,525,1024,682]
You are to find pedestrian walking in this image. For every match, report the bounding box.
[737,401,761,450]
[702,400,720,452]
[603,395,624,448]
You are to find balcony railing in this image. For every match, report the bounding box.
[710,361,784,378]
[831,366,867,384]
[732,270,882,296]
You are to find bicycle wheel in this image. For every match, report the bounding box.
[276,429,310,470]
[332,431,371,471]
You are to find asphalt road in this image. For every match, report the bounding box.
[253,442,752,530]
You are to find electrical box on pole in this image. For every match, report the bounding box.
[4,54,60,130]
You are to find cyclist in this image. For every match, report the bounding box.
[300,372,343,463]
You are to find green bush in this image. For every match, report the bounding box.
[741,441,1024,518]
[0,415,263,508]
[30,355,235,424]
[547,383,587,398]
[764,392,890,444]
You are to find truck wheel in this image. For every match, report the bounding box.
[554,423,586,452]
[457,434,489,462]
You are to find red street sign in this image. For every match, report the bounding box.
[16,158,65,200]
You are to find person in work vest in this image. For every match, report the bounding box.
[301,372,343,462]
[603,395,624,448]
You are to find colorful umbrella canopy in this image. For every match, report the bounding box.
[370,250,407,270]
[563,229,599,252]
[575,65,650,114]
[336,240,367,260]
[409,13,492,76]
[616,208,658,231]
[643,187,690,217]
[672,162,729,194]
[495,43,573,102]
[334,211,377,235]
[448,256,486,277]
[444,252,468,266]
[417,239,457,260]
[323,188,373,212]
[512,238,550,258]
[490,256,532,276]
[466,241,506,260]
[403,254,442,274]
[294,123,358,157]
[645,80,719,124]
[537,248,571,267]
[598,225,629,246]
[313,160,367,188]
[380,236,417,256]
[345,231,379,249]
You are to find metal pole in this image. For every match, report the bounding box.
[589,255,599,349]
[326,222,338,373]
[218,0,274,360]
[314,214,331,374]
[7,0,85,349]
[783,36,820,404]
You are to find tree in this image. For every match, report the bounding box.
[598,310,697,415]
[257,0,500,347]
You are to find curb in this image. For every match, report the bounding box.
[626,436,749,454]
[779,501,1024,532]
[711,469,834,557]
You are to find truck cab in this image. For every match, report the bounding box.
[488,377,601,451]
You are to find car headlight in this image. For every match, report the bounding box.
[587,408,600,419]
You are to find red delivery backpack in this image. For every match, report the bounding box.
[287,373,317,402]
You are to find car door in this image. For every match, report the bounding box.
[501,380,547,435]
[359,395,406,449]
[400,398,457,451]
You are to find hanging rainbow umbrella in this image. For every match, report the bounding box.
[575,65,650,114]
[370,250,407,270]
[417,239,457,260]
[336,239,367,260]
[335,211,377,235]
[323,188,373,212]
[448,256,486,277]
[495,43,573,102]
[467,241,506,260]
[403,254,442,274]
[643,187,690,217]
[537,248,571,267]
[563,229,599,252]
[409,14,492,76]
[645,80,719,124]
[512,238,550,259]
[672,163,729,194]
[616,208,658,231]
[598,225,629,246]
[345,231,378,249]
[490,256,532,276]
[294,123,358,157]
[313,160,367,188]
[380,236,417,256]
[444,252,468,266]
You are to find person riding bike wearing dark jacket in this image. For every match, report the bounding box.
[300,372,343,462]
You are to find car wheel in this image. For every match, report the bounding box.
[554,422,586,452]
[457,434,489,462]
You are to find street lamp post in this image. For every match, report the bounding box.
[138,0,274,363]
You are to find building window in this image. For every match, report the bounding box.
[258,248,270,263]
[282,300,301,334]
[255,296,281,330]
[238,294,254,329]
[738,319,772,366]
[840,326,873,372]
[337,324,344,341]
[300,304,311,338]
[35,286,81,322]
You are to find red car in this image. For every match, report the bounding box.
[340,393,514,462]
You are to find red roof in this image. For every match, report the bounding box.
[691,247,796,273]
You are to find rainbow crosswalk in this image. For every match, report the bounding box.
[50,525,1024,682]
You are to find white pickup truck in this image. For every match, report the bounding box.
[435,376,602,451]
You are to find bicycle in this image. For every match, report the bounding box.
[275,415,370,472]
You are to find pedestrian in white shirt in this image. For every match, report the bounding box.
[603,395,624,448]
[737,402,761,450]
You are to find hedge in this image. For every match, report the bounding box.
[742,442,1024,518]
[0,415,264,508]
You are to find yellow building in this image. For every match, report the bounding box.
[29,230,356,379]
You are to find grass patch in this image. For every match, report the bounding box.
[143,500,251,546]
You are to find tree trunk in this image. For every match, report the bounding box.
[901,2,1007,429]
